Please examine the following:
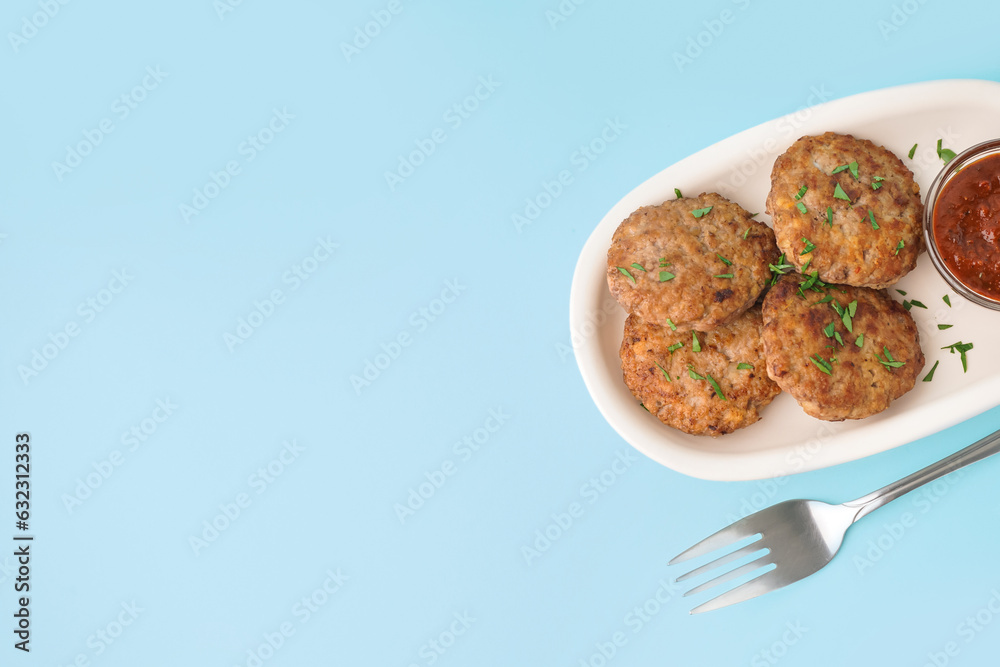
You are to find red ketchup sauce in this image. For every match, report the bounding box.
[933,153,1000,300]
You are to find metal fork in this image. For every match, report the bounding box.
[670,426,1000,614]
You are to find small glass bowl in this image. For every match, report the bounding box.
[923,138,1000,311]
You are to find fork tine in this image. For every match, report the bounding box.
[690,566,790,614]
[668,518,762,565]
[682,558,774,597]
[675,542,770,583]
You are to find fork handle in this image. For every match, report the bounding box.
[843,426,1000,522]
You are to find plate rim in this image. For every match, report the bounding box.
[570,78,1000,481]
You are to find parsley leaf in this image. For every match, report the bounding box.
[617,267,636,284]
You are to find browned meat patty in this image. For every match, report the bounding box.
[765,132,923,288]
[619,307,781,436]
[607,193,778,332]
[762,274,924,421]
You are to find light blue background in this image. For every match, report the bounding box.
[4,0,1000,665]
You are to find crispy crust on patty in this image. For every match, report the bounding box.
[607,193,778,331]
[620,307,781,436]
[765,132,923,288]
[762,275,924,421]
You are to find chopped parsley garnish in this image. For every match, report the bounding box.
[617,267,636,284]
[937,139,957,165]
[655,361,672,382]
[869,210,880,230]
[743,228,751,239]
[801,237,816,254]
[855,334,864,348]
[666,318,677,331]
[674,188,683,199]
[705,374,727,401]
[714,273,734,279]
[794,185,808,200]
[667,342,684,354]
[871,176,884,191]
[834,331,844,346]
[943,295,952,307]
[909,300,927,309]
[799,271,825,295]
[937,324,953,330]
[659,258,670,267]
[691,206,713,218]
[769,253,794,284]
[833,183,851,201]
[802,258,812,272]
[687,366,704,380]
[659,271,675,282]
[737,362,754,370]
[640,402,649,412]
[809,354,833,375]
[896,289,907,295]
[895,239,905,255]
[692,332,701,352]
[770,254,793,274]
[848,161,859,181]
[823,322,835,337]
[826,206,833,227]
[876,346,906,370]
[941,341,973,372]
[831,164,850,175]
[796,201,808,214]
[831,300,844,317]
[812,294,834,306]
[841,301,856,333]
[922,360,939,382]
[716,253,732,266]
[630,262,646,272]
[908,143,917,159]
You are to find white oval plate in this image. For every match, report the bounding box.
[570,79,1000,481]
